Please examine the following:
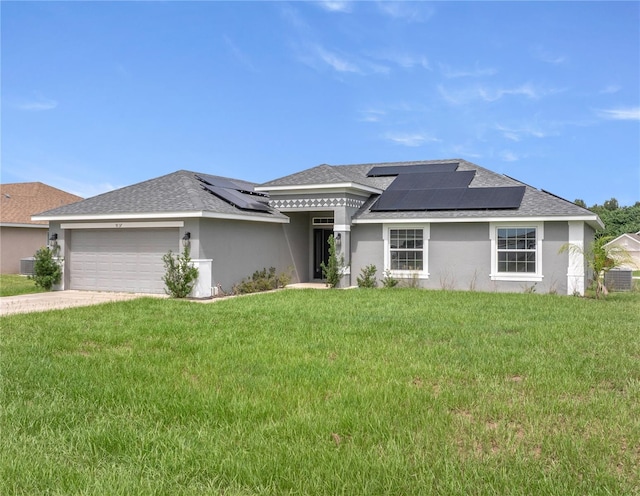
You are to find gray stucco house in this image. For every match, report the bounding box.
[34,159,603,296]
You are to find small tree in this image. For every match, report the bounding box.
[162,246,199,298]
[357,264,377,288]
[560,236,633,299]
[381,269,399,288]
[320,235,345,288]
[30,246,62,290]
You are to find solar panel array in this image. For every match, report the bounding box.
[197,175,272,213]
[367,163,458,177]
[368,165,526,212]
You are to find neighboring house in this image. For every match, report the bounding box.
[604,231,640,270]
[33,159,602,296]
[1,182,82,274]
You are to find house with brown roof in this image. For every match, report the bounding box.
[35,159,602,296]
[0,182,82,273]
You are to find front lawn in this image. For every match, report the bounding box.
[2,290,639,495]
[0,274,47,297]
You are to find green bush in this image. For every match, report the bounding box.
[162,247,199,298]
[320,235,345,288]
[357,264,377,288]
[381,269,399,288]
[29,246,62,291]
[233,267,291,295]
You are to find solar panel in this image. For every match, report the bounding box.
[387,171,475,191]
[196,174,267,197]
[371,186,525,211]
[367,163,458,177]
[202,184,271,212]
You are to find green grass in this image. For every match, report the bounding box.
[0,274,47,297]
[2,289,639,495]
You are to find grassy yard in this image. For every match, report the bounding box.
[2,289,639,495]
[0,274,47,297]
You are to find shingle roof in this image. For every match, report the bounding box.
[34,170,287,221]
[262,159,600,223]
[0,182,83,225]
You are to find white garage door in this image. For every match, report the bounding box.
[69,228,178,294]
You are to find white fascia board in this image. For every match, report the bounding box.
[34,211,289,225]
[256,183,382,195]
[1,222,48,229]
[604,233,640,248]
[353,215,603,228]
[60,221,185,229]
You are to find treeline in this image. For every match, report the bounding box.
[574,198,640,239]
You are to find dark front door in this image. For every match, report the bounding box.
[313,228,333,279]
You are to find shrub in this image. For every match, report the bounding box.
[162,247,199,298]
[30,246,62,291]
[233,267,291,295]
[320,235,345,288]
[381,269,399,288]
[357,264,377,288]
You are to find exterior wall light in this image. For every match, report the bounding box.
[335,233,342,247]
[182,232,191,248]
[49,233,58,249]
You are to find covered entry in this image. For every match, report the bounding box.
[68,228,178,293]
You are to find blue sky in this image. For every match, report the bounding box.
[2,1,639,206]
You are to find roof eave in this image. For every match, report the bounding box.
[33,210,289,224]
[353,214,604,229]
[255,182,382,195]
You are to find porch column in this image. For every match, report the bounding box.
[334,224,351,286]
[567,221,585,296]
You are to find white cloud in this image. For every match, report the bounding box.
[439,63,496,79]
[315,45,360,73]
[377,52,431,70]
[531,45,566,65]
[495,124,548,142]
[359,108,386,122]
[15,95,58,111]
[600,84,621,94]
[500,150,520,162]
[596,107,640,121]
[384,132,440,147]
[316,1,352,13]
[438,82,556,105]
[223,35,257,72]
[377,2,435,22]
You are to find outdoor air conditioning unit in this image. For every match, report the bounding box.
[604,269,633,292]
[20,257,36,276]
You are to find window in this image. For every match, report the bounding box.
[384,225,429,277]
[490,223,543,281]
[497,227,536,273]
[390,229,423,270]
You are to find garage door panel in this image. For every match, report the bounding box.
[70,229,177,293]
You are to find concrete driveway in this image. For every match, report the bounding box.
[0,290,164,316]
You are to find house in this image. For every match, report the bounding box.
[33,159,603,296]
[1,182,82,274]
[604,231,640,270]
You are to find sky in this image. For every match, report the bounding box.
[2,1,639,207]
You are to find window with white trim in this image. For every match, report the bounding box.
[384,225,430,277]
[490,223,543,281]
[497,227,537,273]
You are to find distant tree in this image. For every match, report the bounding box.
[603,197,619,211]
[574,199,587,208]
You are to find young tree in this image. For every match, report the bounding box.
[560,236,633,299]
[30,246,62,290]
[320,235,345,288]
[162,246,199,298]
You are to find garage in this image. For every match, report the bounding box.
[69,228,179,293]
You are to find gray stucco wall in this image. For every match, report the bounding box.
[195,218,298,292]
[351,221,575,294]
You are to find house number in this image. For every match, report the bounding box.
[115,223,123,228]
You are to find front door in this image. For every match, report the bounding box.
[313,228,333,279]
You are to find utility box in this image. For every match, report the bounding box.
[604,269,633,292]
[20,257,36,276]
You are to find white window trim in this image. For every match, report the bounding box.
[490,222,544,282]
[383,224,430,279]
